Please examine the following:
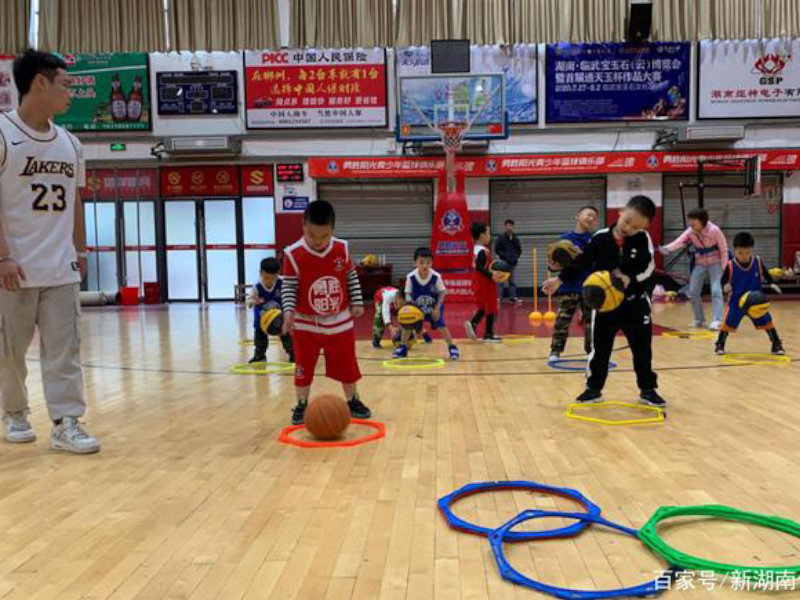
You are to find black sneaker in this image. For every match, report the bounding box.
[422,332,433,344]
[482,335,502,344]
[347,396,372,419]
[291,401,307,425]
[714,343,725,356]
[639,389,667,408]
[249,354,266,364]
[576,388,603,403]
[772,342,786,356]
[372,335,382,349]
[287,351,296,363]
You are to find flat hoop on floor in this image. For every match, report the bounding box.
[548,359,617,372]
[566,401,665,426]
[662,330,716,340]
[437,481,602,541]
[721,353,791,366]
[230,361,294,374]
[639,504,800,578]
[278,419,386,448]
[489,509,673,599]
[382,357,446,370]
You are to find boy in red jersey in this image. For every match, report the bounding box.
[464,222,504,342]
[281,200,372,425]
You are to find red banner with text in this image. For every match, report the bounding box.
[309,149,800,179]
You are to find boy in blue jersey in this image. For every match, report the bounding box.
[715,232,784,355]
[246,257,295,363]
[548,206,599,362]
[393,247,459,360]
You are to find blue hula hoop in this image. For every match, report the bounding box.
[437,481,602,541]
[489,509,674,599]
[549,359,617,372]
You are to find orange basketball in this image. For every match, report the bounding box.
[305,394,351,440]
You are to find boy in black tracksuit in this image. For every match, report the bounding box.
[543,195,666,408]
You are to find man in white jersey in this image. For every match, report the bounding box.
[0,50,99,453]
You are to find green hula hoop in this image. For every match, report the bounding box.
[382,357,446,370]
[639,504,800,578]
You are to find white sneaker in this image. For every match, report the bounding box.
[51,417,100,454]
[548,352,561,364]
[463,320,477,341]
[3,413,36,443]
[708,320,722,331]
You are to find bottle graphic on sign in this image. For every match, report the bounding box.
[110,75,128,122]
[127,75,143,122]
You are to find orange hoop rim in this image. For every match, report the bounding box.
[278,418,386,448]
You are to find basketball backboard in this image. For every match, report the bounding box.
[396,73,507,142]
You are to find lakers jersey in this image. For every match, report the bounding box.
[0,111,85,287]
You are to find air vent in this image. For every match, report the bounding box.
[164,136,241,156]
[679,126,745,142]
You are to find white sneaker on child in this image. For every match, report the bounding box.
[708,320,721,331]
[3,413,36,443]
[51,417,100,454]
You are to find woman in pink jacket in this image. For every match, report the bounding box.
[659,208,728,330]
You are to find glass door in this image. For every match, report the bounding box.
[84,200,119,292]
[165,201,200,301]
[123,201,157,289]
[202,199,238,301]
[242,196,276,283]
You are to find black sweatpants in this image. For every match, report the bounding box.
[587,295,657,392]
[254,327,294,357]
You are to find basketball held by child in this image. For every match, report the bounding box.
[304,394,351,440]
[547,240,582,270]
[259,308,283,336]
[398,305,424,328]
[490,259,512,283]
[582,271,625,313]
[739,290,770,319]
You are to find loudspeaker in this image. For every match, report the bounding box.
[626,1,652,43]
[431,39,470,74]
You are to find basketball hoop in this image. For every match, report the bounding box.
[762,184,782,215]
[439,121,468,154]
[439,121,469,193]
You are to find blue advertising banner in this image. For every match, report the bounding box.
[156,70,238,116]
[545,42,690,123]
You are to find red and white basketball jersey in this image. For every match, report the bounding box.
[283,237,353,335]
[0,111,85,287]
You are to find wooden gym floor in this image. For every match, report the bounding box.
[1,300,799,599]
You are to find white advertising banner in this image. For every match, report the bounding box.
[698,39,800,119]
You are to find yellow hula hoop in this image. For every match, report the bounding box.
[382,357,446,370]
[502,334,536,344]
[721,353,791,366]
[662,330,716,340]
[230,361,295,374]
[566,401,665,426]
[238,339,255,346]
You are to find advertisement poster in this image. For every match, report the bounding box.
[56,53,150,131]
[244,48,388,129]
[545,42,690,123]
[699,39,800,119]
[0,56,18,112]
[396,44,537,124]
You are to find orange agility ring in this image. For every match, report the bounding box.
[278,418,386,448]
